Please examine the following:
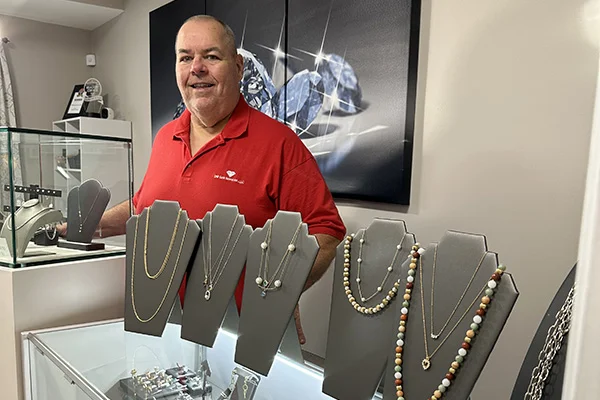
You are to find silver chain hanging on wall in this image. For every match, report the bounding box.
[524,285,575,400]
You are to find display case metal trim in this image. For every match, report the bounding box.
[0,126,132,143]
[26,333,109,400]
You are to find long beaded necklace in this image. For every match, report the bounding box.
[343,233,417,315]
[76,187,103,233]
[130,211,190,323]
[254,220,303,297]
[429,244,487,340]
[392,249,507,400]
[202,213,245,301]
[143,207,183,280]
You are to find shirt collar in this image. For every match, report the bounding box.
[172,94,250,141]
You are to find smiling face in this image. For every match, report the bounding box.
[175,19,243,128]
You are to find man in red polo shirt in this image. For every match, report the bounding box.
[87,15,345,343]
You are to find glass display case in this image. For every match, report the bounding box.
[0,126,132,267]
[22,319,380,400]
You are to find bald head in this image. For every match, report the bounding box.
[176,15,238,58]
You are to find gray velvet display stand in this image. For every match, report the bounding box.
[124,200,201,337]
[58,179,110,251]
[235,211,319,376]
[181,204,252,347]
[382,231,519,400]
[322,218,416,400]
[0,198,63,258]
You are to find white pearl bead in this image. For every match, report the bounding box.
[401,307,408,315]
[274,280,282,288]
[407,276,414,283]
[473,315,482,324]
[255,277,263,285]
[344,267,349,272]
[360,238,365,243]
[260,242,268,249]
[386,295,392,301]
[397,339,404,347]
[377,286,382,292]
[344,259,349,263]
[418,248,425,255]
[396,244,401,249]
[394,372,402,379]
[487,280,497,289]
[288,244,296,252]
[458,348,467,357]
[415,242,420,246]
[361,297,366,302]
[356,278,361,283]
[442,378,451,387]
[388,266,393,272]
[357,258,362,263]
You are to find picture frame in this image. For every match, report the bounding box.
[62,84,87,120]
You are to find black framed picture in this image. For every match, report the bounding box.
[149,0,420,205]
[62,84,87,120]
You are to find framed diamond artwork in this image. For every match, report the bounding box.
[150,0,421,205]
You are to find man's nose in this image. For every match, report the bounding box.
[191,57,207,75]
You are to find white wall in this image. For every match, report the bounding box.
[91,0,599,399]
[0,15,92,129]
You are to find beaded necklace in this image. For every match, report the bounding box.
[392,249,507,400]
[343,233,418,314]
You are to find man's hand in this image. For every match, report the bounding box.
[294,304,306,345]
[55,222,67,238]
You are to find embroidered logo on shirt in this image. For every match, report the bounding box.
[214,170,244,184]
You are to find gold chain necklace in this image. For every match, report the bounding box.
[143,207,183,279]
[202,213,245,300]
[430,244,487,340]
[130,211,189,323]
[77,187,103,233]
[419,252,488,370]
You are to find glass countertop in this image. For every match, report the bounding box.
[27,319,343,400]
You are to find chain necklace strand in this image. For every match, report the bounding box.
[255,220,303,297]
[131,213,190,323]
[430,244,487,340]
[355,230,407,303]
[6,207,52,230]
[202,213,245,300]
[524,285,575,400]
[77,187,103,233]
[420,252,489,370]
[143,207,183,280]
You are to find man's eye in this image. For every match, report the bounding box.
[179,56,192,62]
[206,55,219,60]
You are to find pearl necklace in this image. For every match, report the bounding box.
[255,220,302,297]
[343,233,419,315]
[392,251,507,400]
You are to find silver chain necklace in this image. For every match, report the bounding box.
[77,188,102,233]
[524,285,575,400]
[202,213,245,301]
[255,220,302,297]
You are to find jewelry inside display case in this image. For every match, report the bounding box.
[0,126,133,268]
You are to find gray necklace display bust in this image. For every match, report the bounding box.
[58,178,111,251]
[0,198,64,258]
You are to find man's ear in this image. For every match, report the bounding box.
[236,53,244,79]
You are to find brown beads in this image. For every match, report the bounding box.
[476,308,486,316]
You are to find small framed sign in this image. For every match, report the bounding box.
[63,84,87,119]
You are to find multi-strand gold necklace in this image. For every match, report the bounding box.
[130,208,189,323]
[392,246,507,399]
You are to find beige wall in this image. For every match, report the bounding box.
[0,15,92,130]
[91,0,598,399]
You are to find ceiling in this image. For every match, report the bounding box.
[0,0,124,31]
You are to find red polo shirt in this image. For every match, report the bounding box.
[133,95,346,310]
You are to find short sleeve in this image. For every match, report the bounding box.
[276,157,346,241]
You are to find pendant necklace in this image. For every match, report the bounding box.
[392,245,507,399]
[202,212,245,301]
[130,211,190,323]
[343,232,417,315]
[76,187,103,233]
[143,207,184,279]
[429,244,487,340]
[255,219,303,297]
